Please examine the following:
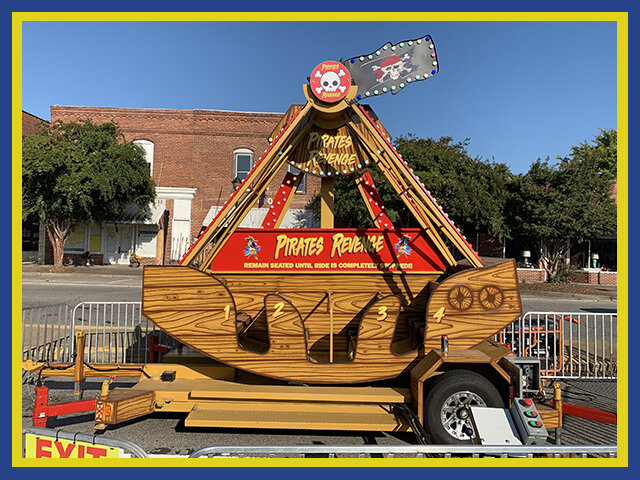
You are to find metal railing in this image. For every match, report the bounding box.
[22,304,73,363]
[20,429,616,459]
[22,302,178,364]
[189,444,617,459]
[70,302,178,364]
[497,312,617,379]
[22,304,617,380]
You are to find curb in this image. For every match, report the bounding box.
[22,271,142,280]
[519,291,617,302]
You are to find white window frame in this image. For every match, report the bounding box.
[133,139,154,175]
[233,148,254,182]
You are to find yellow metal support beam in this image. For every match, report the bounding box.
[320,177,335,229]
[181,102,313,266]
[198,115,315,270]
[351,105,482,267]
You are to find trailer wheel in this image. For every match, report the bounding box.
[423,369,504,444]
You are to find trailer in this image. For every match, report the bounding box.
[35,36,563,445]
[92,342,561,444]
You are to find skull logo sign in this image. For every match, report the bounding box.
[309,61,352,103]
[314,69,347,95]
[319,71,341,92]
[372,54,413,83]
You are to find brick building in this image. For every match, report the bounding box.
[48,106,321,265]
[23,110,48,135]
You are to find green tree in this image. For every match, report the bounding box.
[569,129,617,181]
[507,130,617,280]
[315,135,511,242]
[23,120,156,267]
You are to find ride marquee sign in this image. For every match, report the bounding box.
[209,228,449,273]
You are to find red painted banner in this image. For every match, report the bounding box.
[209,228,448,273]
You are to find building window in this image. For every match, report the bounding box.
[134,139,154,175]
[64,224,88,253]
[288,165,306,194]
[234,148,254,182]
[22,219,40,251]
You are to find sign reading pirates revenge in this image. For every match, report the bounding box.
[287,125,369,176]
[342,35,439,98]
[208,228,449,273]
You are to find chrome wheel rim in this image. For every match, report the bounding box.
[440,391,486,440]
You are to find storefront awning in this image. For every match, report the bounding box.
[114,200,166,225]
[202,205,267,228]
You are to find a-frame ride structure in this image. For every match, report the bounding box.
[180,84,481,271]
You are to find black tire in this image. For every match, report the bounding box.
[423,369,504,445]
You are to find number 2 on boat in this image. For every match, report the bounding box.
[273,302,285,319]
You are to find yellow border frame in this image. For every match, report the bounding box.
[13,11,628,468]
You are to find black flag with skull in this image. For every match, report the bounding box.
[342,35,439,98]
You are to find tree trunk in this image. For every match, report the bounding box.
[45,221,71,268]
[539,238,572,282]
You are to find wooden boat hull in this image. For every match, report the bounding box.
[142,260,521,384]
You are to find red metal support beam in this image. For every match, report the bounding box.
[557,401,617,425]
[33,386,96,428]
[357,104,482,266]
[149,335,172,363]
[261,171,301,229]
[355,172,394,229]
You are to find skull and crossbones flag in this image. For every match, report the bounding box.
[342,35,439,97]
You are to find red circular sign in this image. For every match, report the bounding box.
[309,61,351,103]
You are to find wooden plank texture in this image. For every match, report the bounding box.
[143,260,521,384]
[101,389,155,424]
[424,259,522,350]
[143,266,437,383]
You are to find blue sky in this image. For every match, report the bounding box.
[21,19,617,174]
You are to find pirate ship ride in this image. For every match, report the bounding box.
[142,36,522,384]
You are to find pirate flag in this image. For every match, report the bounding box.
[342,35,439,98]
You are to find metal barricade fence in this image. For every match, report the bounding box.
[496,312,617,379]
[22,304,616,380]
[21,302,178,364]
[189,444,617,459]
[70,302,178,364]
[21,428,616,459]
[22,304,73,363]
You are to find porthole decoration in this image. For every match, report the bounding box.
[448,286,473,311]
